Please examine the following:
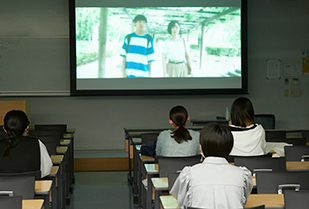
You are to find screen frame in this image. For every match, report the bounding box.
[69,0,248,96]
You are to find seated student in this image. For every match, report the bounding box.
[0,110,53,178]
[229,97,266,156]
[170,123,253,209]
[155,105,200,156]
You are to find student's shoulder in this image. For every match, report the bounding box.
[24,136,40,142]
[188,129,200,136]
[159,129,172,137]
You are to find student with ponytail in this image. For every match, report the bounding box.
[0,110,52,178]
[155,105,200,156]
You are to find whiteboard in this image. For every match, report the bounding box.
[0,0,70,96]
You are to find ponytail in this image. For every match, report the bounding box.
[171,124,192,143]
[169,105,192,143]
[3,110,30,157]
[3,129,15,157]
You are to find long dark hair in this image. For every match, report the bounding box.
[169,106,192,143]
[230,97,255,127]
[3,110,30,157]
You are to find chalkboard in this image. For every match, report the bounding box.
[0,0,70,96]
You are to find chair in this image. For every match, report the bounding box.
[140,133,159,145]
[227,153,272,163]
[0,127,6,140]
[256,171,309,194]
[0,176,35,199]
[167,172,179,191]
[284,190,309,209]
[266,137,306,145]
[158,155,200,177]
[29,130,62,146]
[0,193,22,209]
[234,156,286,175]
[0,170,41,180]
[254,114,275,129]
[301,130,309,143]
[284,146,309,161]
[31,135,58,155]
[265,130,286,142]
[245,205,265,209]
[34,124,67,134]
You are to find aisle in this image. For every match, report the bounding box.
[67,171,138,209]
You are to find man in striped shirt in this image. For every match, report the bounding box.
[120,15,155,78]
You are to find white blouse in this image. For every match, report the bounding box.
[170,157,253,209]
[162,38,190,61]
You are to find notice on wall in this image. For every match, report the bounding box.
[266,59,281,79]
[303,50,309,75]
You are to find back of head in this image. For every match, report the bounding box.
[230,97,255,127]
[169,105,192,143]
[200,123,233,158]
[133,14,147,23]
[3,110,30,156]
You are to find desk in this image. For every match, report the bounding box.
[139,154,155,209]
[63,133,75,194]
[286,161,309,170]
[159,194,284,209]
[56,146,70,205]
[35,180,52,209]
[49,166,60,209]
[23,199,44,209]
[51,155,65,209]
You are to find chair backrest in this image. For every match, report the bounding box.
[284,146,309,161]
[265,130,286,141]
[34,124,67,134]
[0,195,22,209]
[0,127,6,140]
[284,190,309,209]
[140,133,159,145]
[234,156,286,175]
[34,124,67,133]
[167,172,179,191]
[227,153,272,163]
[302,130,309,143]
[245,205,265,209]
[187,207,206,209]
[256,171,309,194]
[0,176,35,199]
[32,135,58,155]
[254,114,275,129]
[158,155,201,177]
[266,137,306,145]
[0,170,41,180]
[29,130,62,146]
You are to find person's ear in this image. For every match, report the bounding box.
[199,144,203,154]
[187,115,190,122]
[169,119,173,125]
[3,126,7,133]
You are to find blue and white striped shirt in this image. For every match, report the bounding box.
[120,33,155,78]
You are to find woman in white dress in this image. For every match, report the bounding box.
[162,21,193,77]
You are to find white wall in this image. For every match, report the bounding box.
[1,0,308,150]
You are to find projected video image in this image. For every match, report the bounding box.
[76,7,241,79]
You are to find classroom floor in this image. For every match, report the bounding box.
[67,171,138,209]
